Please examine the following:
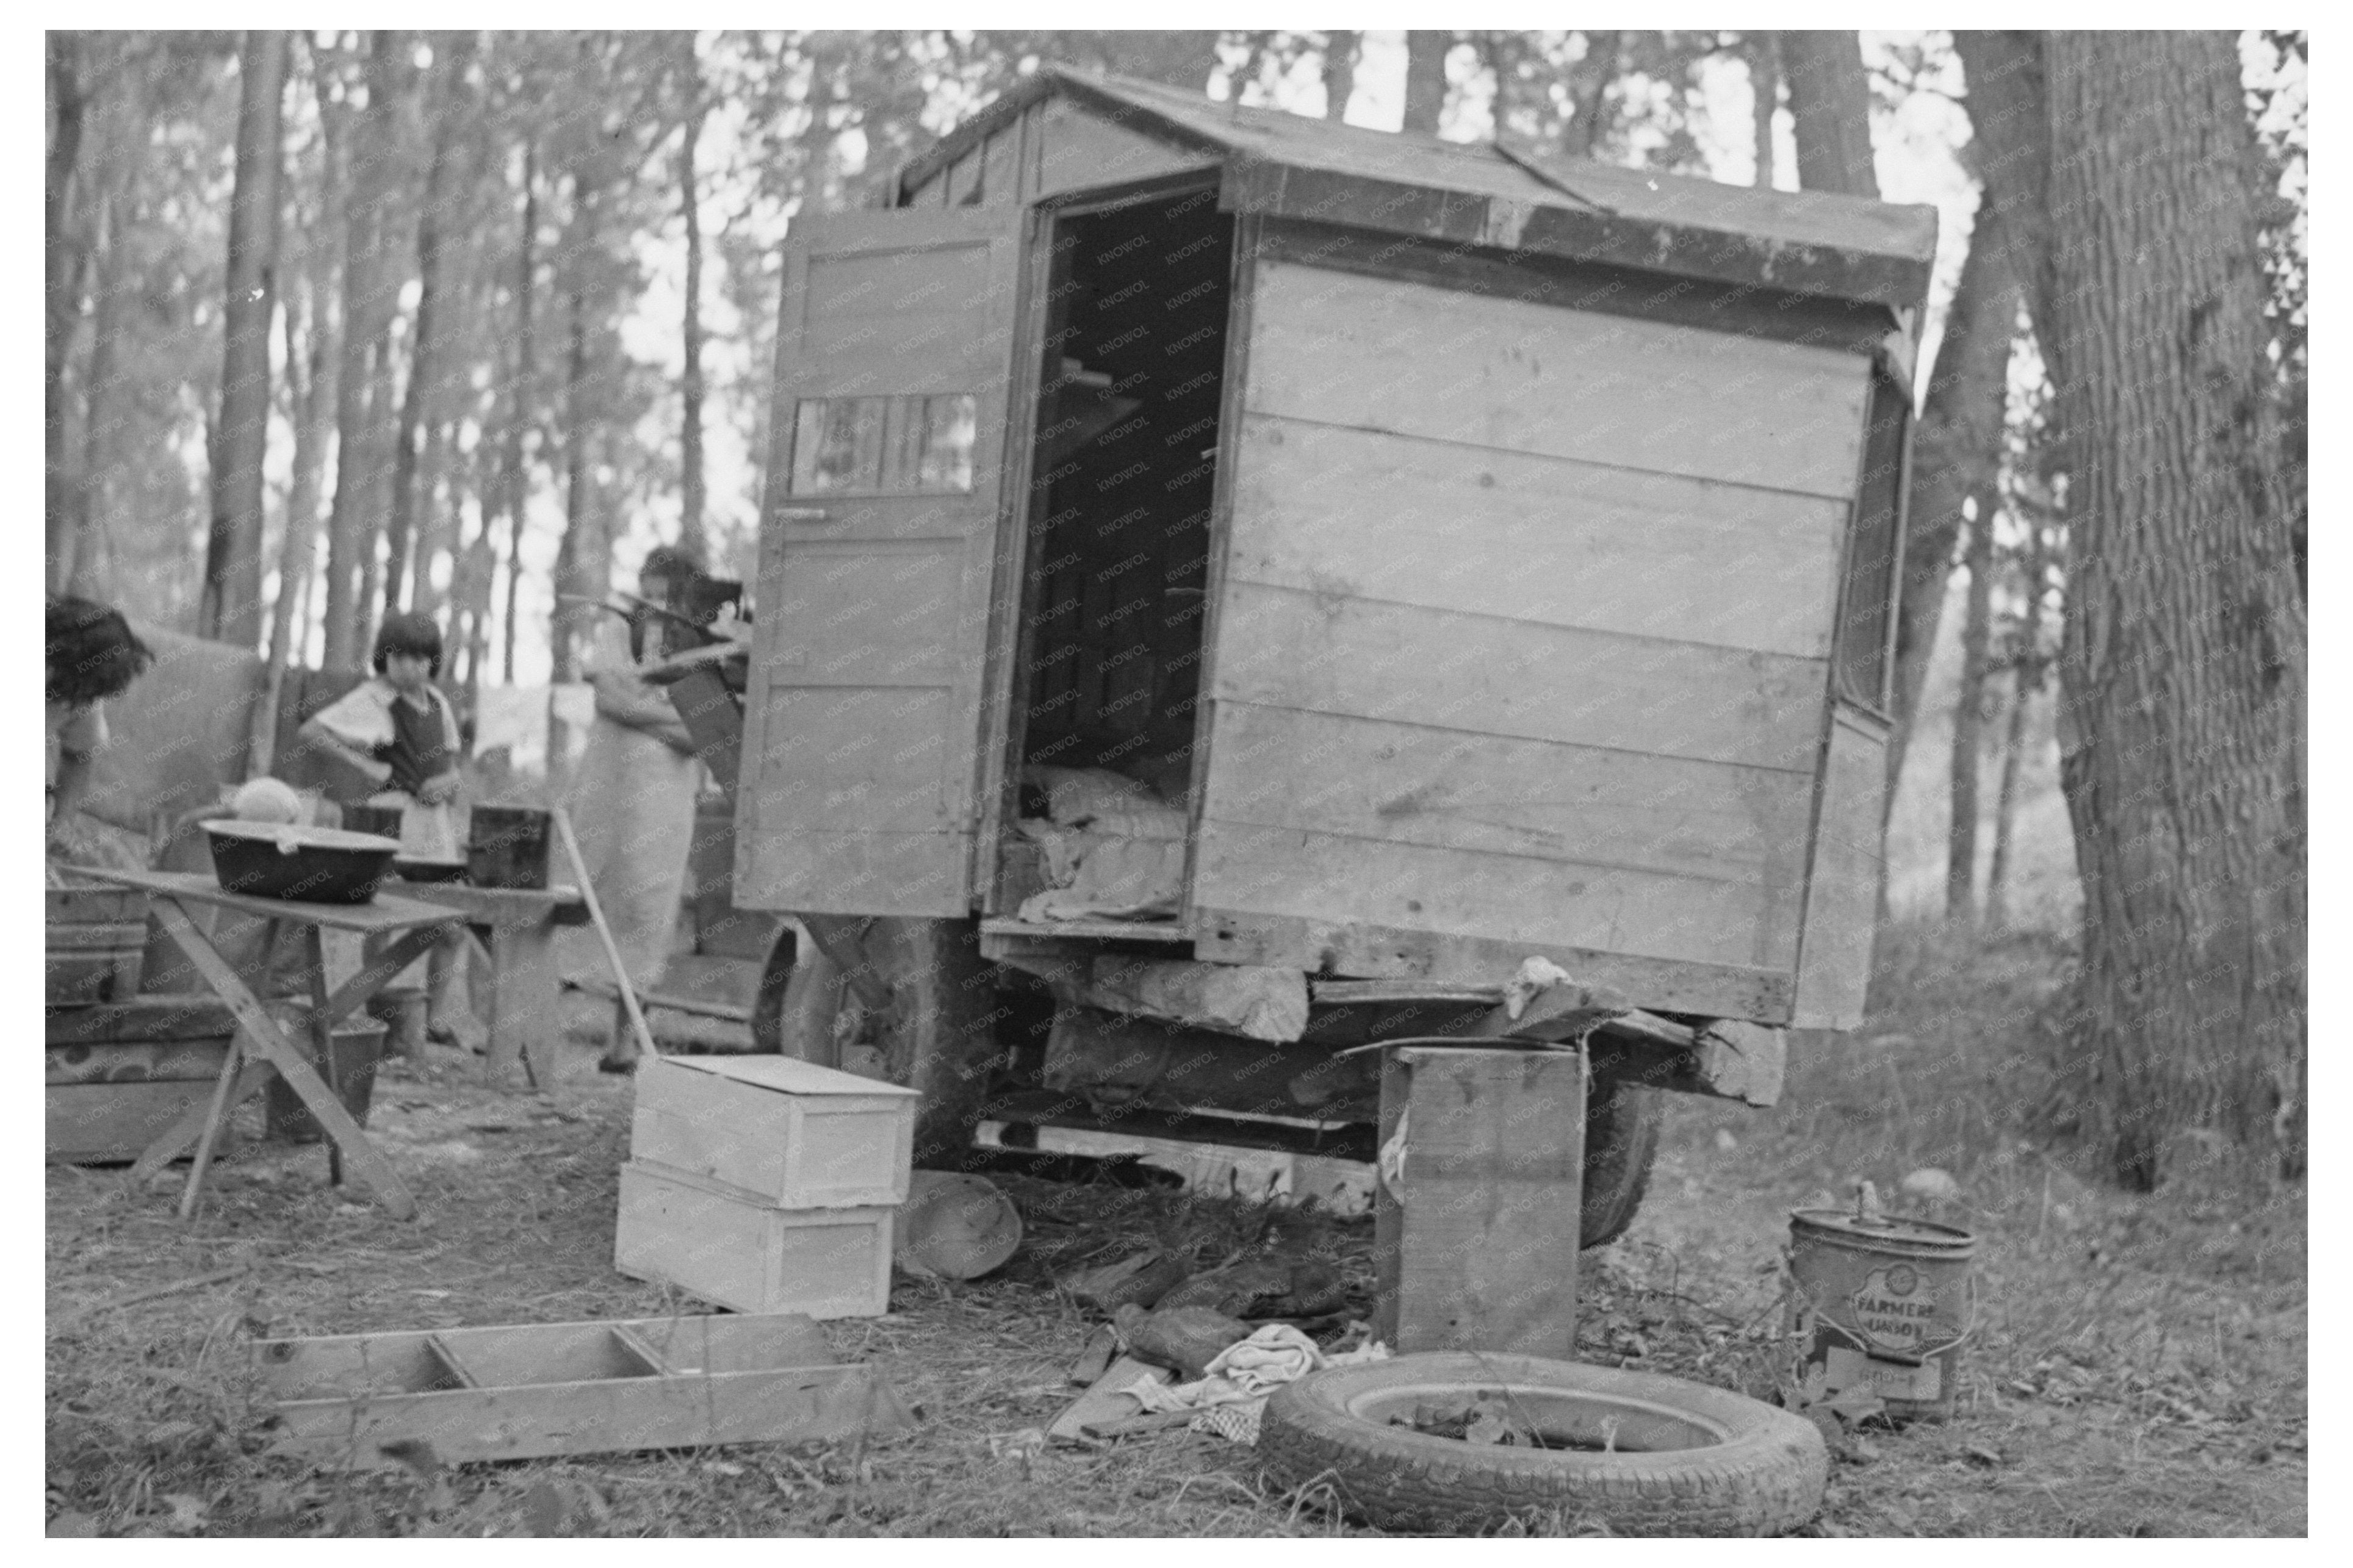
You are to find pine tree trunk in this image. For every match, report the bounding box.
[64,194,119,598]
[2043,30,2307,1186]
[201,29,289,652]
[1781,32,1878,196]
[1749,34,1779,187]
[1323,31,1358,120]
[322,30,403,671]
[383,33,474,616]
[1985,671,2032,932]
[677,70,708,563]
[1561,32,1621,159]
[1946,512,1996,921]
[46,35,88,595]
[502,142,539,686]
[1403,31,1450,135]
[249,207,342,777]
[1886,31,2050,802]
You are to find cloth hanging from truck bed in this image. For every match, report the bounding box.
[1014,765,1185,922]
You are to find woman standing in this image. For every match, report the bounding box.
[300,612,475,1043]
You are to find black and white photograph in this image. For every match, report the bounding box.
[38,22,2310,1539]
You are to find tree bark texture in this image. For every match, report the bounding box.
[322,31,405,671]
[64,195,119,599]
[250,133,344,779]
[201,29,289,652]
[502,142,539,686]
[1781,32,1879,197]
[384,33,475,616]
[1748,34,1779,188]
[46,35,88,594]
[2042,31,2307,1185]
[1886,29,2049,804]
[1561,32,1621,159]
[677,67,708,563]
[1323,31,1358,121]
[1946,509,1997,920]
[1986,520,2047,932]
[550,170,600,695]
[1403,31,1450,136]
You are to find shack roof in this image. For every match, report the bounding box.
[892,67,1938,314]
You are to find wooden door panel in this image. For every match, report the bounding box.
[735,207,1027,917]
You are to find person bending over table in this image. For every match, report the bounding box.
[46,595,154,875]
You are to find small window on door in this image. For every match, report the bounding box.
[1834,370,1909,711]
[789,394,977,496]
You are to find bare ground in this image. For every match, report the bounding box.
[45,927,2305,1537]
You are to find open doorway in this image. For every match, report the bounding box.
[994,185,1236,921]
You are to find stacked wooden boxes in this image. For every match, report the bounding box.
[614,1057,920,1319]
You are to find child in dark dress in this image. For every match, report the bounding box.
[301,613,478,1045]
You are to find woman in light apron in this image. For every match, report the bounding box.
[301,613,474,1043]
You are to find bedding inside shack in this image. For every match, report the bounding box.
[996,189,1234,923]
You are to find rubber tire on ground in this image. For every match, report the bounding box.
[1258,1353,1826,1537]
[1580,1077,1662,1250]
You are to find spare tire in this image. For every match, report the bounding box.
[1259,1353,1826,1536]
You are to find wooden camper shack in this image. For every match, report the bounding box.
[733,68,1939,1058]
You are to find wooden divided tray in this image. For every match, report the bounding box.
[253,1311,912,1467]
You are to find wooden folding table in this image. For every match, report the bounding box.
[76,868,469,1222]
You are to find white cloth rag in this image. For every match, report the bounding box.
[1125,1325,1390,1445]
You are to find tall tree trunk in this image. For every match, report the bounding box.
[677,57,708,563]
[64,193,120,598]
[1561,31,1621,159]
[1323,30,1359,120]
[550,166,602,771]
[1748,33,1779,187]
[1403,31,1450,135]
[1946,509,1997,921]
[1986,519,2047,931]
[46,35,88,595]
[322,30,403,670]
[249,173,343,777]
[383,32,474,616]
[1886,30,2049,804]
[2043,31,2307,1187]
[501,141,539,686]
[1781,31,1879,197]
[201,29,289,651]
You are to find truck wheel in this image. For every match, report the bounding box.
[749,924,801,1057]
[1259,1353,1827,1536]
[751,917,996,1164]
[1581,1078,1662,1250]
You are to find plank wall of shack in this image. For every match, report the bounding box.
[1193,254,1871,992]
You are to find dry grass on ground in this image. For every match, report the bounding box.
[46,935,2305,1537]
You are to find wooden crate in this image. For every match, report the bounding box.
[45,1002,240,1163]
[613,1160,895,1319]
[46,886,151,1004]
[630,1054,918,1208]
[254,1311,913,1469]
[48,1081,217,1163]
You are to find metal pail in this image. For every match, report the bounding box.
[1786,1207,1978,1421]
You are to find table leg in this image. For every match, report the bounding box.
[129,1059,271,1186]
[307,927,345,1189]
[145,899,419,1221]
[178,1032,248,1221]
[485,920,561,1091]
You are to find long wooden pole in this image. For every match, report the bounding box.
[550,804,660,1063]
